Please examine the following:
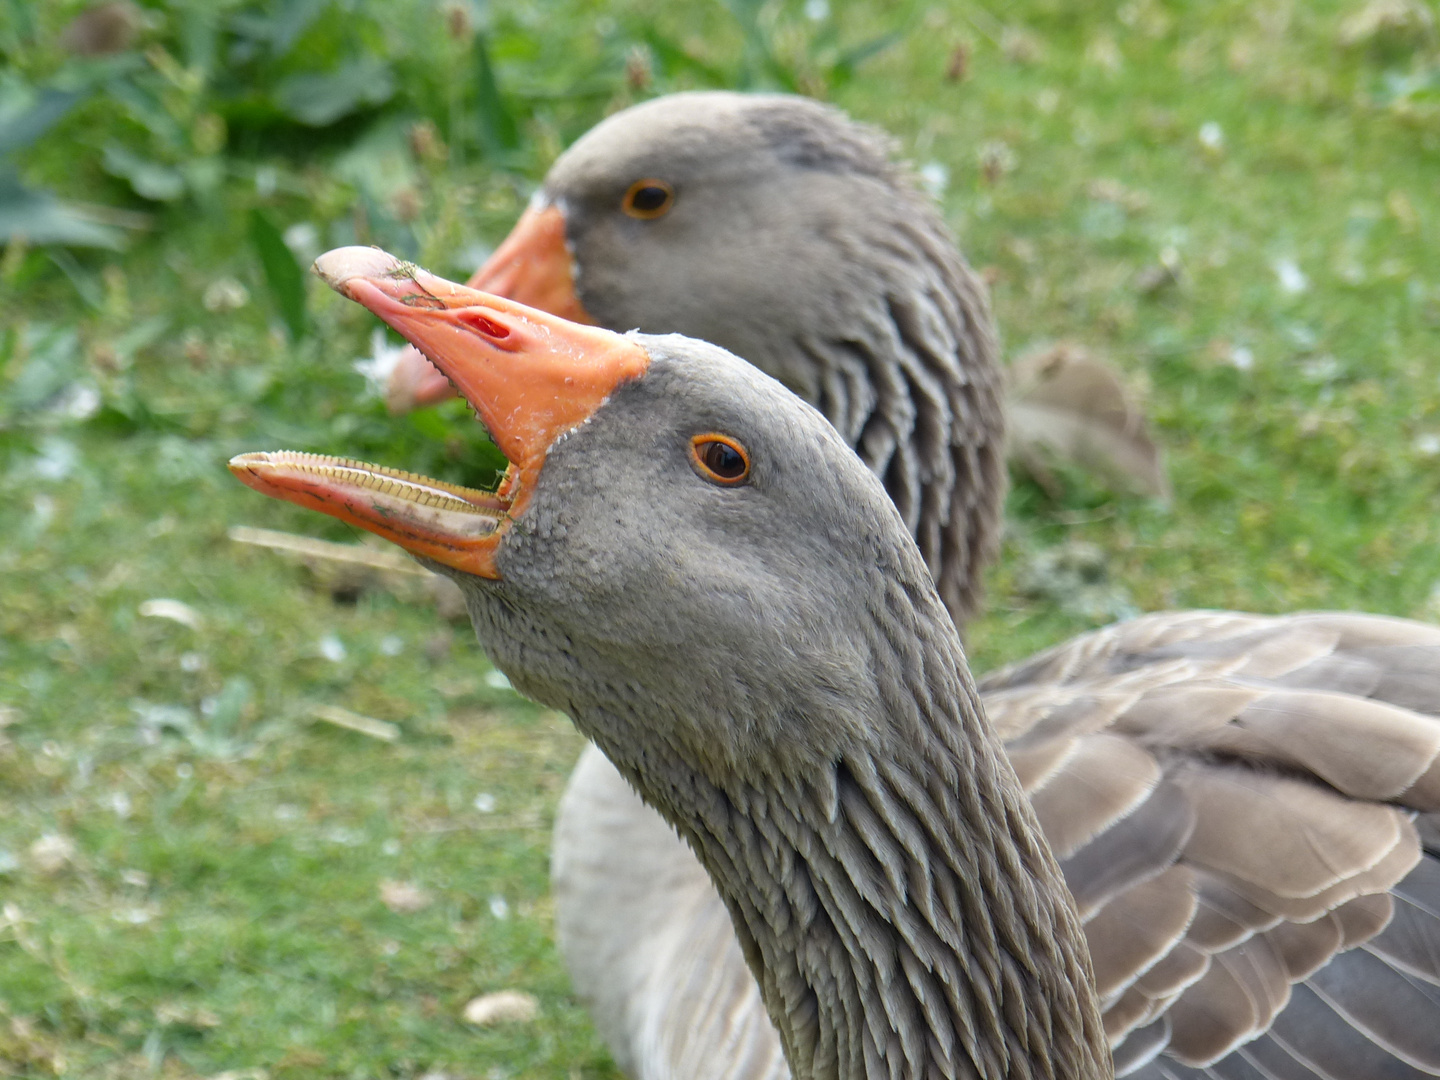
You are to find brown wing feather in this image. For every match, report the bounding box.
[1084,865,1199,999]
[981,611,1440,1077]
[1057,777,1196,918]
[1262,913,1345,981]
[1333,891,1393,949]
[1028,734,1161,859]
[1172,765,1413,904]
[1005,735,1080,791]
[1131,940,1210,1000]
[1186,873,1281,950]
[1163,943,1281,1065]
[554,612,1440,1080]
[1222,692,1440,803]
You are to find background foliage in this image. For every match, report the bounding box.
[1,0,1438,1076]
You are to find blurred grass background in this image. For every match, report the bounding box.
[1,0,1438,1076]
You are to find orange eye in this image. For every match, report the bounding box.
[690,434,750,485]
[622,179,675,220]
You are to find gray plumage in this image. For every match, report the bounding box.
[529,93,1440,1080]
[543,91,1005,624]
[464,339,1110,1080]
[558,611,1440,1080]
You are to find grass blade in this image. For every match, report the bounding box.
[249,207,307,342]
[473,33,520,156]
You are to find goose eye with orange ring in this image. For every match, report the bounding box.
[690,434,750,486]
[622,179,675,220]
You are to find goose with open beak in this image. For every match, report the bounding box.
[234,248,1440,1080]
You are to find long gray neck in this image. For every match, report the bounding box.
[581,591,1111,1080]
[789,197,1004,628]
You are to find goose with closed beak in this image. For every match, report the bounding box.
[386,92,1006,625]
[236,249,1440,1080]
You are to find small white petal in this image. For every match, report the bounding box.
[463,990,539,1025]
[282,221,321,262]
[352,328,411,398]
[918,162,949,199]
[1274,258,1309,294]
[318,634,347,663]
[139,599,203,630]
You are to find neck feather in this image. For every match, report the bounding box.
[793,192,1006,627]
[585,588,1111,1080]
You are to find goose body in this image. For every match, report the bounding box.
[554,745,787,1080]
[374,93,1440,1079]
[238,253,1440,1079]
[558,612,1440,1080]
[236,252,1112,1078]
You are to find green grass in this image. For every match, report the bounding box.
[2,0,1438,1075]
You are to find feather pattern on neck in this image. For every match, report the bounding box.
[580,572,1109,1080]
[796,189,1004,626]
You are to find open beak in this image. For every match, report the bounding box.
[386,201,595,413]
[230,247,648,580]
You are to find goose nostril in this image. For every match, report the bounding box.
[457,310,511,339]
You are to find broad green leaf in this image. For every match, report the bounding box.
[229,0,328,56]
[249,207,308,342]
[102,143,185,201]
[830,30,904,87]
[274,56,395,127]
[0,170,124,248]
[640,30,727,85]
[2,323,82,413]
[0,87,86,158]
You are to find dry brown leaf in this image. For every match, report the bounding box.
[228,526,469,620]
[1006,342,1170,500]
[1337,0,1434,47]
[154,1002,220,1029]
[379,880,432,914]
[28,834,76,876]
[946,43,971,81]
[462,989,540,1025]
[312,705,400,743]
[59,1,142,56]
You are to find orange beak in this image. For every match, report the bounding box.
[386,201,596,413]
[230,247,649,580]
